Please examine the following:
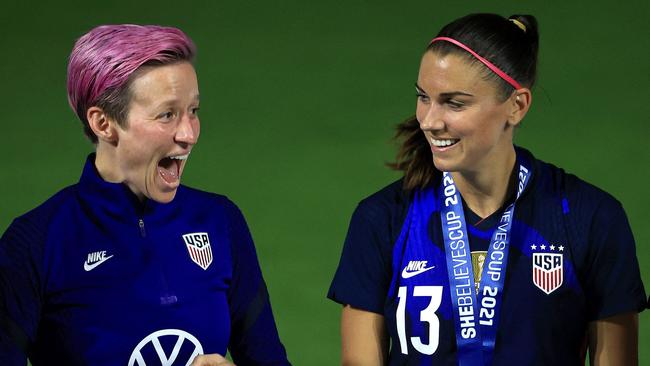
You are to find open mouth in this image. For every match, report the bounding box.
[431,138,459,148]
[157,154,189,184]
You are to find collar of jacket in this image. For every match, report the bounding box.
[76,153,181,225]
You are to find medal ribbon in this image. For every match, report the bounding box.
[440,158,531,366]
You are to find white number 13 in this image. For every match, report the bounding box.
[396,286,443,355]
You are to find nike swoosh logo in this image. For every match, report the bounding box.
[401,266,435,279]
[84,255,114,271]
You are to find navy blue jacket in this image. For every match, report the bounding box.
[329,147,646,365]
[0,155,290,365]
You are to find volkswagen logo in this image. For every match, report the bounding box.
[129,329,204,366]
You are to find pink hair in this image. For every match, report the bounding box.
[66,24,196,141]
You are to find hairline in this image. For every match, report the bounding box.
[424,49,515,102]
[94,59,195,134]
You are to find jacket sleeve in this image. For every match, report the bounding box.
[0,217,44,366]
[225,202,290,365]
[580,198,647,320]
[327,201,393,314]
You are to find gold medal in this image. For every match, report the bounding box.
[471,251,487,294]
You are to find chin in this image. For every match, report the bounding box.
[149,189,178,204]
[432,157,458,173]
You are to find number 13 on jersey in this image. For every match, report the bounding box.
[396,286,443,355]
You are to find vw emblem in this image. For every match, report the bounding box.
[129,329,204,366]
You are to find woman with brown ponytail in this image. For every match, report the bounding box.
[328,13,646,366]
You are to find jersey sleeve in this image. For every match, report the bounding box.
[327,199,394,314]
[581,198,647,320]
[0,217,44,366]
[224,201,290,365]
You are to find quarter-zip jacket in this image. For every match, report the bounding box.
[0,154,290,365]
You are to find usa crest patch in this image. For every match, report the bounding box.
[532,252,563,294]
[182,232,213,270]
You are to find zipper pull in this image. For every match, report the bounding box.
[138,219,146,237]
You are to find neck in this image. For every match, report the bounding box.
[94,143,122,184]
[451,145,517,218]
[95,145,146,201]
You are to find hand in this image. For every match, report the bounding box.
[190,353,236,366]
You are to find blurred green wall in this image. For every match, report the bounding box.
[1,1,648,364]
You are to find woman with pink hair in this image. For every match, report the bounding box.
[0,24,290,366]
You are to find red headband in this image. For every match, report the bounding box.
[429,36,522,90]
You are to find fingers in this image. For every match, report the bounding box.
[190,353,236,366]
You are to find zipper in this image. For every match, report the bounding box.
[138,218,146,238]
[138,215,176,305]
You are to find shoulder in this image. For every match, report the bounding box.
[355,178,411,224]
[328,179,410,311]
[8,185,80,238]
[527,156,647,318]
[177,185,244,219]
[343,178,413,259]
[177,185,236,208]
[1,184,80,284]
[531,154,623,215]
[515,145,621,214]
[176,186,252,243]
[523,149,627,240]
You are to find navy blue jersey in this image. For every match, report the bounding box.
[328,146,646,365]
[0,155,290,365]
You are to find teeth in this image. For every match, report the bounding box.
[168,154,189,160]
[432,139,458,147]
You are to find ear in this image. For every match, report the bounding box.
[507,88,532,127]
[87,107,118,143]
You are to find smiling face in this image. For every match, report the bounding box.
[104,61,200,203]
[416,51,520,175]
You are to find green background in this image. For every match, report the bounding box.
[1,1,648,364]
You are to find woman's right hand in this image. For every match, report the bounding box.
[190,353,235,366]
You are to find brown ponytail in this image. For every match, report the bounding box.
[387,116,437,190]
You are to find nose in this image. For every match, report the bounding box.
[418,103,445,131]
[175,114,199,146]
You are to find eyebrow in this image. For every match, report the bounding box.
[151,94,201,109]
[414,83,474,98]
